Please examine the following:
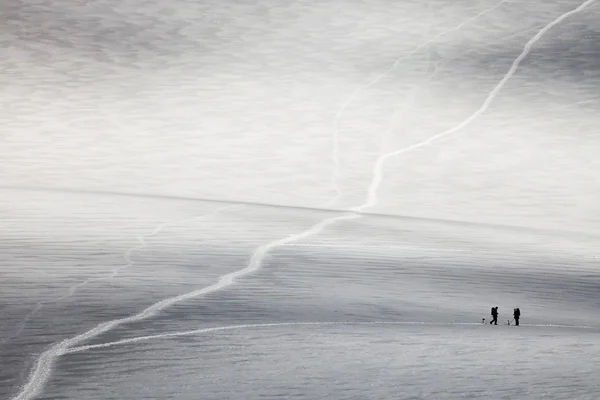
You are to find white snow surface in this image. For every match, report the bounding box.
[1,0,600,398]
[1,191,599,399]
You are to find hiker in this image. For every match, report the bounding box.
[513,308,521,326]
[490,306,498,325]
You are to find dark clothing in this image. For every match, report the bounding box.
[490,307,498,325]
[513,308,521,326]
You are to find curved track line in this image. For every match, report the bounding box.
[348,0,596,213]
[330,0,511,198]
[63,320,599,354]
[10,213,359,400]
[1,205,238,346]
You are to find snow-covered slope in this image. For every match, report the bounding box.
[2,0,600,398]
[1,191,598,399]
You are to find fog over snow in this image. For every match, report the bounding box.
[2,0,600,231]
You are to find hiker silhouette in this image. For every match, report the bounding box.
[513,308,521,326]
[490,306,498,325]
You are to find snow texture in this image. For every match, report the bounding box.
[1,0,600,399]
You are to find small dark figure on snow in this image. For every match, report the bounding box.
[490,306,498,325]
[513,308,521,326]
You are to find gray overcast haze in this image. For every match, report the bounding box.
[1,0,600,232]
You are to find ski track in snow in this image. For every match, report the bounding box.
[328,0,512,204]
[375,20,551,156]
[9,1,596,399]
[1,205,237,346]
[348,0,597,213]
[10,213,359,400]
[62,321,599,355]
